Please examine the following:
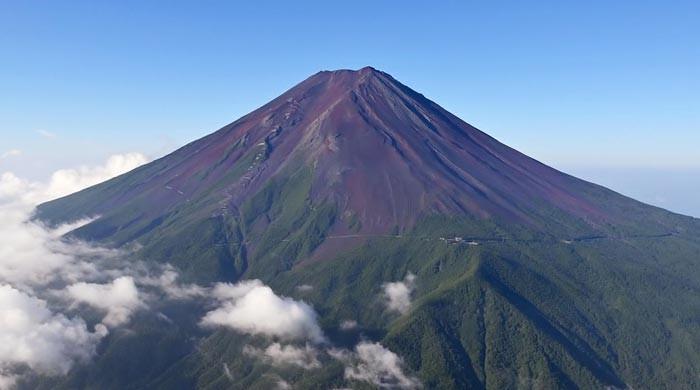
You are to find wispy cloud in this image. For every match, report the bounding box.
[276,379,292,390]
[36,129,56,139]
[339,320,358,330]
[244,343,321,369]
[330,342,421,389]
[0,150,21,160]
[139,266,207,300]
[222,363,233,381]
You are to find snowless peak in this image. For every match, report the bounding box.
[39,66,646,250]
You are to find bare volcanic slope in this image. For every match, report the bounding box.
[33,68,700,389]
[38,67,693,280]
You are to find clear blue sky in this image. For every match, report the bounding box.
[1,1,698,215]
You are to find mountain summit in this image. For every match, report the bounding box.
[35,68,700,389]
[39,67,686,264]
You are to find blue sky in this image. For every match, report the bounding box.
[1,1,698,215]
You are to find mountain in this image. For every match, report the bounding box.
[34,67,700,389]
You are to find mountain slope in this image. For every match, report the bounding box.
[37,67,695,283]
[33,67,700,389]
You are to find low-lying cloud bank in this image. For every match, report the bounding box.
[0,154,149,388]
[0,285,107,388]
[0,153,422,389]
[0,149,330,386]
[0,152,148,207]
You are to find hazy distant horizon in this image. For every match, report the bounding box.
[2,133,697,218]
[562,165,700,218]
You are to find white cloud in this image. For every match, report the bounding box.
[139,266,207,300]
[0,211,99,287]
[0,153,155,385]
[244,343,321,369]
[0,152,148,205]
[201,280,325,343]
[339,320,358,331]
[1,152,336,387]
[0,150,21,160]
[211,279,265,301]
[0,285,107,381]
[0,373,17,390]
[43,152,148,201]
[0,172,41,206]
[66,276,144,327]
[276,379,292,390]
[383,273,416,315]
[331,342,421,389]
[296,284,313,292]
[0,152,149,288]
[0,154,154,291]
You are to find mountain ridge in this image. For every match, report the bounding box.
[37,67,692,240]
[32,67,700,389]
